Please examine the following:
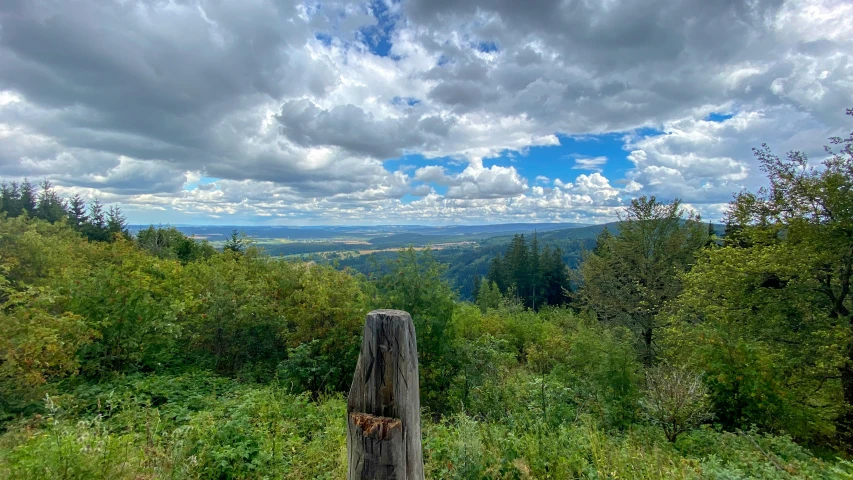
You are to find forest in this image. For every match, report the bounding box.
[0,112,852,479]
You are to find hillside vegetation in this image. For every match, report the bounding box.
[0,114,852,478]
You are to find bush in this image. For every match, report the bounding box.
[641,363,713,442]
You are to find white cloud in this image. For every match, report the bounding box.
[0,0,850,224]
[570,156,608,172]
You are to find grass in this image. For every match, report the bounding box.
[0,373,847,479]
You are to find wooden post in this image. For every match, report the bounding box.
[347,309,424,480]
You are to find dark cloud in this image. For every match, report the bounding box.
[276,99,455,159]
[0,0,848,223]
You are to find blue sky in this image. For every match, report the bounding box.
[0,0,849,225]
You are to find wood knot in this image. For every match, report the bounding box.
[350,413,401,441]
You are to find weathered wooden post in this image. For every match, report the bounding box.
[347,309,424,480]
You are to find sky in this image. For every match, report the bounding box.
[0,0,851,226]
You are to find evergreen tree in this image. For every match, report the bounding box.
[83,199,109,242]
[529,232,542,309]
[19,179,37,217]
[541,246,570,306]
[486,234,571,309]
[705,221,717,247]
[505,234,529,303]
[67,194,88,230]
[36,180,67,223]
[89,199,106,229]
[593,227,612,255]
[1,182,22,217]
[476,280,502,313]
[486,255,507,293]
[224,229,246,253]
[106,205,129,240]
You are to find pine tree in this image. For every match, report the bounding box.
[106,205,129,240]
[505,234,529,304]
[701,221,716,247]
[1,182,22,217]
[36,180,68,223]
[83,199,109,242]
[89,199,106,229]
[67,194,88,230]
[476,280,502,313]
[19,179,37,217]
[545,246,570,306]
[529,232,542,309]
[593,227,612,255]
[224,229,246,253]
[486,255,507,293]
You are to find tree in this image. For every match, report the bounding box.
[505,234,529,304]
[67,194,87,230]
[541,246,570,306]
[18,180,36,217]
[224,229,246,253]
[486,256,507,293]
[83,199,109,242]
[529,232,542,309]
[723,108,853,445]
[88,199,105,229]
[106,205,130,240]
[36,180,67,223]
[487,235,571,309]
[1,182,21,217]
[476,280,502,313]
[580,196,708,365]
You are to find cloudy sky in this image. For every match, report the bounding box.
[1,0,851,225]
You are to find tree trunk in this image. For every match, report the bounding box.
[643,326,654,367]
[347,310,424,480]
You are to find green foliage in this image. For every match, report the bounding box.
[0,379,348,480]
[59,239,186,376]
[475,280,502,312]
[376,247,459,413]
[2,396,147,480]
[0,289,92,420]
[580,196,708,365]
[181,251,368,383]
[224,229,247,253]
[725,113,853,447]
[180,251,292,377]
[665,244,843,440]
[0,374,838,480]
[486,233,571,309]
[136,225,216,263]
[1,165,852,476]
[0,215,83,289]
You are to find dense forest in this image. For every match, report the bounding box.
[335,232,593,301]
[0,112,852,478]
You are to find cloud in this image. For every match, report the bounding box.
[415,161,528,199]
[570,156,608,172]
[0,0,850,224]
[624,104,833,207]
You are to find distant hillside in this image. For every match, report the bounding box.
[337,221,725,300]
